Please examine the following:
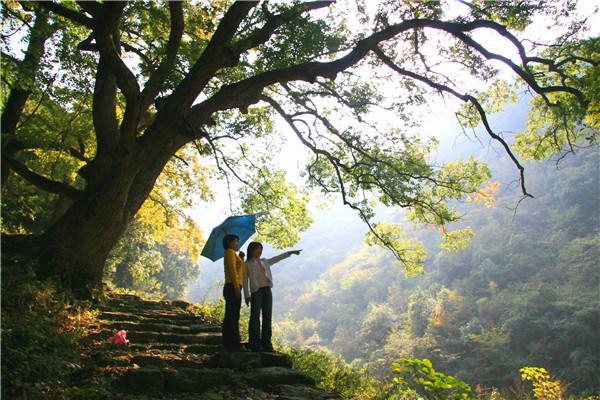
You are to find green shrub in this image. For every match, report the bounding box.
[190,299,250,340]
[283,346,418,399]
[1,277,104,399]
[392,358,473,400]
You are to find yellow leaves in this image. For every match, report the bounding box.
[364,222,427,276]
[467,181,500,208]
[440,228,474,253]
[585,100,600,129]
[162,219,204,263]
[134,143,211,259]
[520,367,565,400]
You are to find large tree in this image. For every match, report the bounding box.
[1,0,597,298]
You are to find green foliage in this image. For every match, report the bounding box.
[364,222,427,276]
[254,7,346,72]
[284,346,415,400]
[104,219,202,300]
[240,168,313,249]
[440,228,475,253]
[514,37,599,161]
[190,297,250,340]
[392,358,473,400]
[1,275,108,399]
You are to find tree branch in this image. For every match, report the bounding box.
[1,9,53,141]
[168,1,259,108]
[373,46,534,198]
[140,1,184,111]
[36,1,93,28]
[187,18,589,129]
[262,95,413,263]
[2,156,82,199]
[1,9,55,188]
[230,1,333,54]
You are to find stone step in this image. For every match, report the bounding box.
[102,350,213,370]
[132,353,211,369]
[111,350,300,375]
[106,302,190,313]
[110,342,222,355]
[208,351,293,369]
[128,331,222,345]
[105,306,178,315]
[99,311,143,322]
[240,366,315,388]
[106,293,142,302]
[106,295,191,308]
[117,366,233,394]
[99,310,199,322]
[129,343,189,352]
[183,343,222,355]
[272,384,340,400]
[87,329,221,346]
[98,311,209,327]
[117,366,314,394]
[98,320,219,334]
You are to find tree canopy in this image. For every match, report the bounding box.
[1,0,597,297]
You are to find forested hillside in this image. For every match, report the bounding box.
[274,146,599,395]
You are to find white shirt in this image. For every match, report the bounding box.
[243,252,292,300]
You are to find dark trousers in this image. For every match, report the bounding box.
[222,282,241,348]
[249,286,273,350]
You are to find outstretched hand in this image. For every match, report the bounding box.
[289,249,302,256]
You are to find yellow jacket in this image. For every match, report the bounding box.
[223,248,245,288]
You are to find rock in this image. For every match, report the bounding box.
[261,351,293,367]
[118,367,165,393]
[184,344,221,354]
[131,354,168,368]
[171,300,191,309]
[126,331,158,343]
[211,351,262,369]
[240,367,315,387]
[273,384,340,400]
[163,367,233,393]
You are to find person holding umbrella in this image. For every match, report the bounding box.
[201,215,257,352]
[221,234,251,351]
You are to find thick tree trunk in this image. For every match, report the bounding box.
[29,123,187,299]
[37,170,135,298]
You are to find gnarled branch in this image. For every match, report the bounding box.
[2,156,82,199]
[372,46,533,198]
[140,1,184,111]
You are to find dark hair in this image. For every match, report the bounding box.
[246,242,263,260]
[222,234,240,249]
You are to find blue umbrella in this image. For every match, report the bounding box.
[201,214,256,261]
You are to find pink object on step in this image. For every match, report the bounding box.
[108,330,129,345]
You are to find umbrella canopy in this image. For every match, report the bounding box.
[200,214,256,261]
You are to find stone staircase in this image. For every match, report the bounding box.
[87,292,338,399]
